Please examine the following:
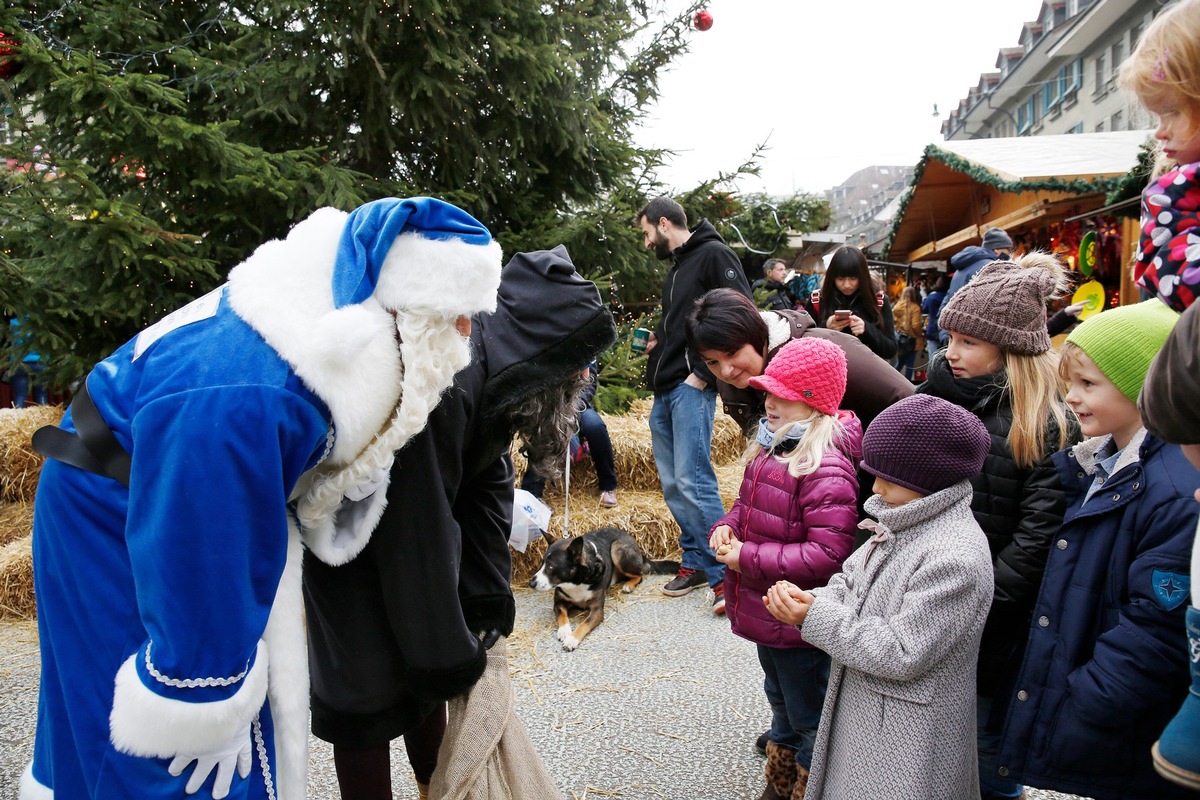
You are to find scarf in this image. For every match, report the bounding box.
[756,417,810,451]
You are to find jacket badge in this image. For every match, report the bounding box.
[1152,570,1191,611]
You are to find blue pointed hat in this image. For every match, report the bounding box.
[332,197,501,315]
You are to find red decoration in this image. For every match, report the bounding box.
[0,30,21,80]
[693,10,714,31]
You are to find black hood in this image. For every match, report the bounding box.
[476,245,617,415]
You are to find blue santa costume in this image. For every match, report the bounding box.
[20,198,503,800]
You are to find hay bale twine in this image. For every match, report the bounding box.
[0,534,35,620]
[0,405,63,504]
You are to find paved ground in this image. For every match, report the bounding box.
[0,581,1089,799]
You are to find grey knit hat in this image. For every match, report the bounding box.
[938,259,1058,354]
[1139,300,1200,444]
[861,395,990,496]
[982,227,1013,251]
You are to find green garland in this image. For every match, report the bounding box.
[1103,139,1157,219]
[883,143,1122,259]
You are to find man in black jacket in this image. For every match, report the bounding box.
[302,246,617,799]
[636,196,752,614]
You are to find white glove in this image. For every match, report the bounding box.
[344,466,389,502]
[167,724,253,799]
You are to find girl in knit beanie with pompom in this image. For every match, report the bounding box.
[922,251,1079,800]
[709,337,862,800]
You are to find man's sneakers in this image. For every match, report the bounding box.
[711,583,726,615]
[662,567,707,597]
[599,489,618,508]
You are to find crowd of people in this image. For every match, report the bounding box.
[14,2,1200,799]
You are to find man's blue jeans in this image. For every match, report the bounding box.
[648,382,726,587]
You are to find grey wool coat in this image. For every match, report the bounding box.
[801,484,994,800]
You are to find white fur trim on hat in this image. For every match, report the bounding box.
[374,232,503,318]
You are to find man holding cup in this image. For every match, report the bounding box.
[635,196,751,615]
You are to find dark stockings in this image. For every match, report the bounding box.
[404,704,448,786]
[331,705,447,800]
[333,743,392,800]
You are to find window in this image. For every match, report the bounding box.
[1111,41,1124,81]
[1094,53,1106,94]
[1131,22,1143,49]
[1043,81,1057,115]
[1095,120,1106,132]
[1111,110,1124,131]
[1068,122,1084,134]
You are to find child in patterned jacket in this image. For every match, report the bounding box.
[765,394,994,800]
[1120,0,1200,312]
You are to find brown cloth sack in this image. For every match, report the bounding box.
[428,637,562,800]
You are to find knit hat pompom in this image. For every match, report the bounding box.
[938,250,1068,354]
[1067,298,1180,404]
[748,337,847,415]
[860,394,990,496]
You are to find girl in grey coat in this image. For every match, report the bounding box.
[766,395,994,800]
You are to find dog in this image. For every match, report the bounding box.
[528,527,680,651]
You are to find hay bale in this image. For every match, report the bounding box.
[0,405,63,504]
[0,534,35,620]
[511,397,746,496]
[0,501,33,549]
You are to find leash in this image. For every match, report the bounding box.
[562,447,571,538]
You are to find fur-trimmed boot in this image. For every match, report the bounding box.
[791,764,809,799]
[1152,605,1200,790]
[757,741,798,800]
[417,783,430,800]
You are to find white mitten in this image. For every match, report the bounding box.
[167,724,253,799]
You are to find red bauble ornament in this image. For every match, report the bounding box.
[0,31,21,80]
[693,10,714,31]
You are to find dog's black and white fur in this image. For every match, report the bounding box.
[528,527,680,650]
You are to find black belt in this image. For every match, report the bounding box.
[32,376,131,487]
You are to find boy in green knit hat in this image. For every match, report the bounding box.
[996,299,1199,800]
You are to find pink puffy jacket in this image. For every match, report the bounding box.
[716,410,862,648]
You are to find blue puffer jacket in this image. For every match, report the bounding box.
[995,431,1198,800]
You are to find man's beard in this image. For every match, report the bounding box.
[653,231,672,260]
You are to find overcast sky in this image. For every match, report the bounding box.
[635,0,1047,196]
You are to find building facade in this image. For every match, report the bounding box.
[941,0,1161,141]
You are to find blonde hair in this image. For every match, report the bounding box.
[1120,0,1200,136]
[742,410,841,478]
[1000,349,1071,468]
[971,251,1071,468]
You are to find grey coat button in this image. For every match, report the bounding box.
[1057,539,1068,550]
[1017,690,1029,701]
[1038,615,1050,627]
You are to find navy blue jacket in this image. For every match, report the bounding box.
[996,432,1197,800]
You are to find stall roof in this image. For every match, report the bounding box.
[885,130,1153,262]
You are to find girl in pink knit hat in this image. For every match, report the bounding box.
[709,337,862,800]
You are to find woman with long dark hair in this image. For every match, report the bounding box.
[805,246,897,360]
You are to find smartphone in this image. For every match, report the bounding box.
[833,309,852,319]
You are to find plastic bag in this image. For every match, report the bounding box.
[510,489,551,553]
